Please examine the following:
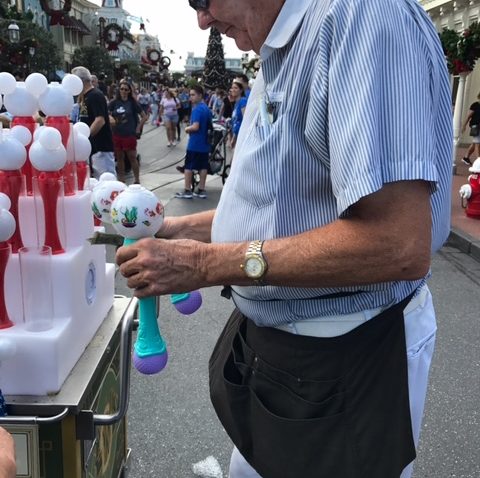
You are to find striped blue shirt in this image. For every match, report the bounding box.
[211,0,453,326]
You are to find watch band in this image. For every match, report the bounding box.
[241,240,268,285]
[247,240,264,256]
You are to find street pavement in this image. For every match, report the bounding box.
[117,124,480,477]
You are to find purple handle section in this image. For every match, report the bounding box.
[133,350,168,375]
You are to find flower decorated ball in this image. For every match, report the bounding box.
[38,82,74,116]
[0,126,27,171]
[3,82,39,117]
[91,175,127,224]
[111,185,164,239]
[0,193,16,243]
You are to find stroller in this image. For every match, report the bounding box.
[206,120,231,183]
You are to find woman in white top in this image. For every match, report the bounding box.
[160,89,180,147]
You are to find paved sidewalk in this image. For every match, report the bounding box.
[450,148,480,261]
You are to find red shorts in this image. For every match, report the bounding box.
[113,135,137,151]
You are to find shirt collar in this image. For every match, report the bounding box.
[260,0,315,60]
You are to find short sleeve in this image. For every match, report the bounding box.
[311,0,439,216]
[190,107,200,124]
[88,92,106,118]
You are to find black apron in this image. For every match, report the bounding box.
[209,296,415,478]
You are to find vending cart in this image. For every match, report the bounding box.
[0,296,137,478]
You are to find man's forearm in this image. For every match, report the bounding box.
[200,181,432,289]
[90,117,105,137]
[157,209,215,242]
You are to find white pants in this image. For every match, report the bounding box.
[229,286,437,478]
[91,151,116,180]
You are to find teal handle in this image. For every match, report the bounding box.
[124,237,167,358]
[136,296,167,358]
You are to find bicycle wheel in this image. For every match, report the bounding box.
[191,171,200,192]
[221,164,230,184]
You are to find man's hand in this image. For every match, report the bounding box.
[116,238,206,297]
[0,427,16,478]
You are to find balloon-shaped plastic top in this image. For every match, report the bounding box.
[111,185,164,239]
[38,127,62,151]
[4,83,38,116]
[10,125,32,146]
[73,121,90,138]
[0,193,11,211]
[0,125,27,171]
[0,72,16,95]
[73,133,92,160]
[25,73,48,97]
[62,74,83,96]
[29,140,67,171]
[0,207,16,242]
[38,83,74,116]
[99,172,117,182]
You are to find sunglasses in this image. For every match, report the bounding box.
[188,0,209,10]
[119,87,130,91]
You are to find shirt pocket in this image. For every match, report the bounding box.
[234,111,283,209]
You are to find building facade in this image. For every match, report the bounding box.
[184,51,243,76]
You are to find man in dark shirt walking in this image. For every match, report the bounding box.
[72,66,116,179]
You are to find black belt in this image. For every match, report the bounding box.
[209,294,415,478]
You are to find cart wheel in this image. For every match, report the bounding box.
[222,164,230,185]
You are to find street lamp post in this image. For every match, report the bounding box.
[28,46,36,75]
[7,23,20,44]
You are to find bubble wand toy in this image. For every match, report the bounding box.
[0,193,16,329]
[0,72,45,195]
[71,122,92,191]
[0,124,30,252]
[90,177,202,314]
[39,74,83,196]
[28,127,67,254]
[111,185,169,374]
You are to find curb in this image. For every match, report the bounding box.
[447,227,480,262]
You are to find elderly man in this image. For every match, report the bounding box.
[117,0,452,476]
[71,66,116,179]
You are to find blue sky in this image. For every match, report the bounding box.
[93,0,247,70]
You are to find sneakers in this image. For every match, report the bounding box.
[193,188,207,199]
[175,190,193,199]
[176,165,185,174]
[462,157,472,165]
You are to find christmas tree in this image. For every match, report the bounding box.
[203,27,228,89]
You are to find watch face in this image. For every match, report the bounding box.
[245,257,264,278]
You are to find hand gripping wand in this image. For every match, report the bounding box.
[110,185,202,374]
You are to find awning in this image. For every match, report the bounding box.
[63,16,91,35]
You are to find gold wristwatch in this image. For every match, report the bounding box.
[241,240,268,284]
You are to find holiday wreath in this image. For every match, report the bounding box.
[439,21,480,75]
[103,23,124,51]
